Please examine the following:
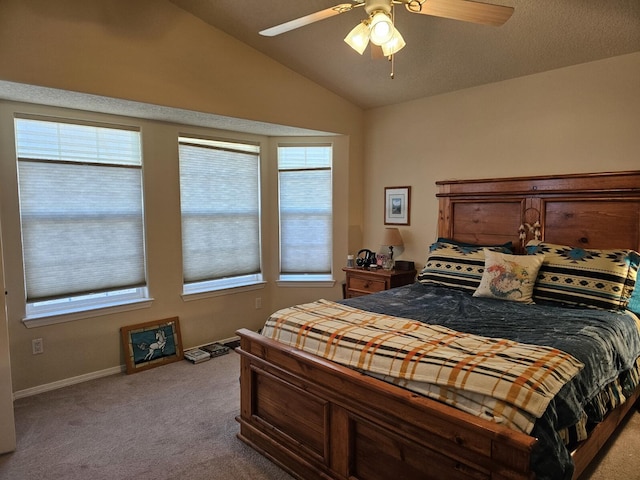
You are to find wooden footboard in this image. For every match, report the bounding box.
[236,328,537,480]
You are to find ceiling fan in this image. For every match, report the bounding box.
[260,0,513,57]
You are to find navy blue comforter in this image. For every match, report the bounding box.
[342,282,640,480]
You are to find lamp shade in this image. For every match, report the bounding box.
[381,28,406,56]
[382,227,403,247]
[344,21,370,55]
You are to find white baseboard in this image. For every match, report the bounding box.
[190,335,240,350]
[13,335,241,400]
[13,365,124,400]
[214,335,240,345]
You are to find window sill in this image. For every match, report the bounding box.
[22,297,154,328]
[277,275,335,288]
[181,281,266,302]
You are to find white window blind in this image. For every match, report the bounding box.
[278,145,332,274]
[15,118,146,304]
[178,137,261,287]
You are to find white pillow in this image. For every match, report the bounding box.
[473,249,544,304]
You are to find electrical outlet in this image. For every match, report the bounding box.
[32,338,44,355]
[255,297,262,309]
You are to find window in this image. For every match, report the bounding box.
[15,117,148,320]
[178,137,262,294]
[278,145,332,280]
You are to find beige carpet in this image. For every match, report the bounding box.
[579,406,640,479]
[0,351,293,480]
[0,350,638,479]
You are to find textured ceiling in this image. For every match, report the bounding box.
[169,0,640,109]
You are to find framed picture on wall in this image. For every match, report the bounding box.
[384,186,411,225]
[121,317,184,374]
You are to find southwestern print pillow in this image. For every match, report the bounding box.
[525,241,640,311]
[628,284,640,315]
[435,237,513,252]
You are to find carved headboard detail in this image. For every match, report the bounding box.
[436,171,640,253]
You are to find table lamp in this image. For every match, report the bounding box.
[381,227,403,268]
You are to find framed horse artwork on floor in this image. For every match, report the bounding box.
[121,317,184,374]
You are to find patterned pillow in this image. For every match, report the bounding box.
[418,240,513,293]
[628,286,640,315]
[436,237,513,252]
[473,250,544,304]
[525,241,640,311]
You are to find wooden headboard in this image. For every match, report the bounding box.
[437,170,640,253]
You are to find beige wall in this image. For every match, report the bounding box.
[0,0,364,393]
[0,0,363,135]
[362,52,640,270]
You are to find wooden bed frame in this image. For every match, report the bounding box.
[236,171,640,480]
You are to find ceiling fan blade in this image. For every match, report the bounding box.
[411,0,514,26]
[259,3,359,37]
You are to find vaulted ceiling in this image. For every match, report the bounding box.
[169,0,640,109]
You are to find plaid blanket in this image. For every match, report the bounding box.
[262,299,584,432]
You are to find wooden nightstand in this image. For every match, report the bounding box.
[343,267,417,298]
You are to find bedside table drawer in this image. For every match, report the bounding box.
[349,276,386,294]
[343,267,417,299]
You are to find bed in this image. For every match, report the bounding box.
[236,171,640,480]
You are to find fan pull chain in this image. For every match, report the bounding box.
[390,4,397,79]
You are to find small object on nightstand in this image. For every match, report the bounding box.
[394,260,415,271]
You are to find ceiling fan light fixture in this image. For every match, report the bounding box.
[381,28,406,56]
[369,11,394,45]
[344,20,370,55]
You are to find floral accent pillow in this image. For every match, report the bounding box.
[418,240,513,293]
[473,250,545,304]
